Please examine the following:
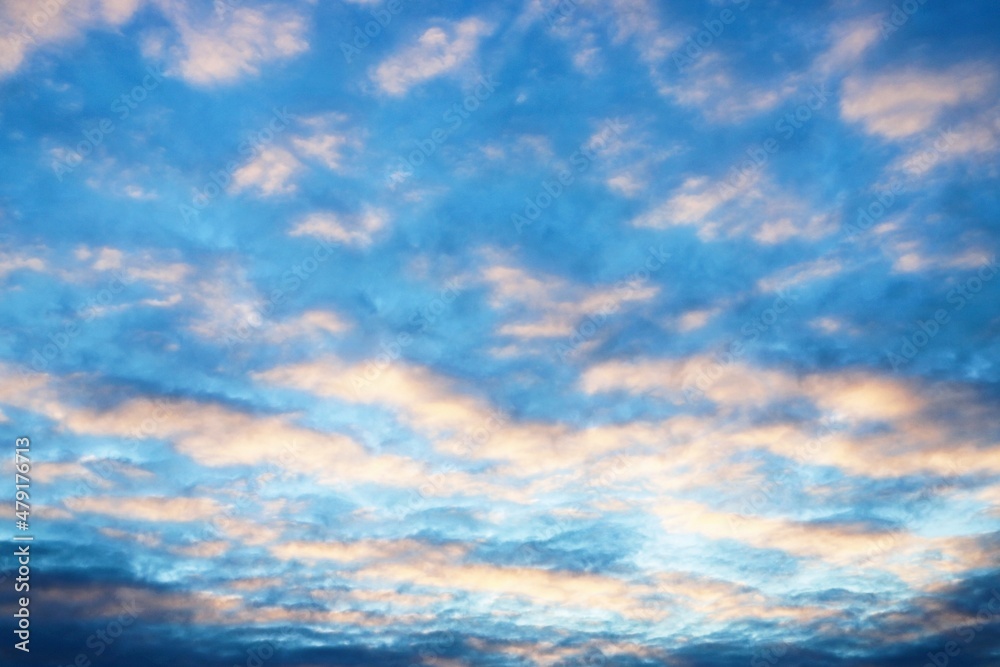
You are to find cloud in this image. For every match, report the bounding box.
[155,3,309,86]
[184,262,268,339]
[671,308,719,333]
[32,461,110,486]
[280,538,651,619]
[0,365,437,492]
[270,539,429,563]
[372,17,493,95]
[755,257,843,293]
[100,527,164,548]
[290,208,388,247]
[0,250,45,279]
[225,116,358,197]
[66,495,223,522]
[256,356,684,484]
[229,146,301,196]
[581,357,1000,480]
[4,1,1000,661]
[841,64,995,139]
[263,309,351,343]
[657,54,796,123]
[630,173,834,243]
[631,175,737,228]
[68,396,398,483]
[0,0,144,79]
[291,133,348,170]
[257,356,493,437]
[606,172,644,197]
[580,356,800,409]
[477,253,659,346]
[813,17,881,76]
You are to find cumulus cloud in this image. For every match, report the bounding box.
[290,208,388,247]
[153,3,309,86]
[372,17,493,95]
[841,64,995,139]
[0,0,144,79]
[229,146,301,196]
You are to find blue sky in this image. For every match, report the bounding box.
[1,0,1000,665]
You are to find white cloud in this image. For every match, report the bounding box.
[185,263,266,340]
[887,109,1000,177]
[263,310,351,344]
[813,17,881,76]
[631,175,736,230]
[608,0,677,63]
[606,172,644,197]
[292,133,348,170]
[156,3,308,86]
[2,1,308,86]
[66,495,223,522]
[671,308,718,333]
[373,17,493,95]
[755,257,843,293]
[0,251,45,279]
[657,53,796,123]
[471,251,660,358]
[92,247,124,271]
[631,173,834,243]
[841,64,995,139]
[290,208,388,247]
[230,146,301,196]
[222,115,359,198]
[0,0,144,79]
[290,113,358,171]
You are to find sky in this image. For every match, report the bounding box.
[1,0,999,665]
